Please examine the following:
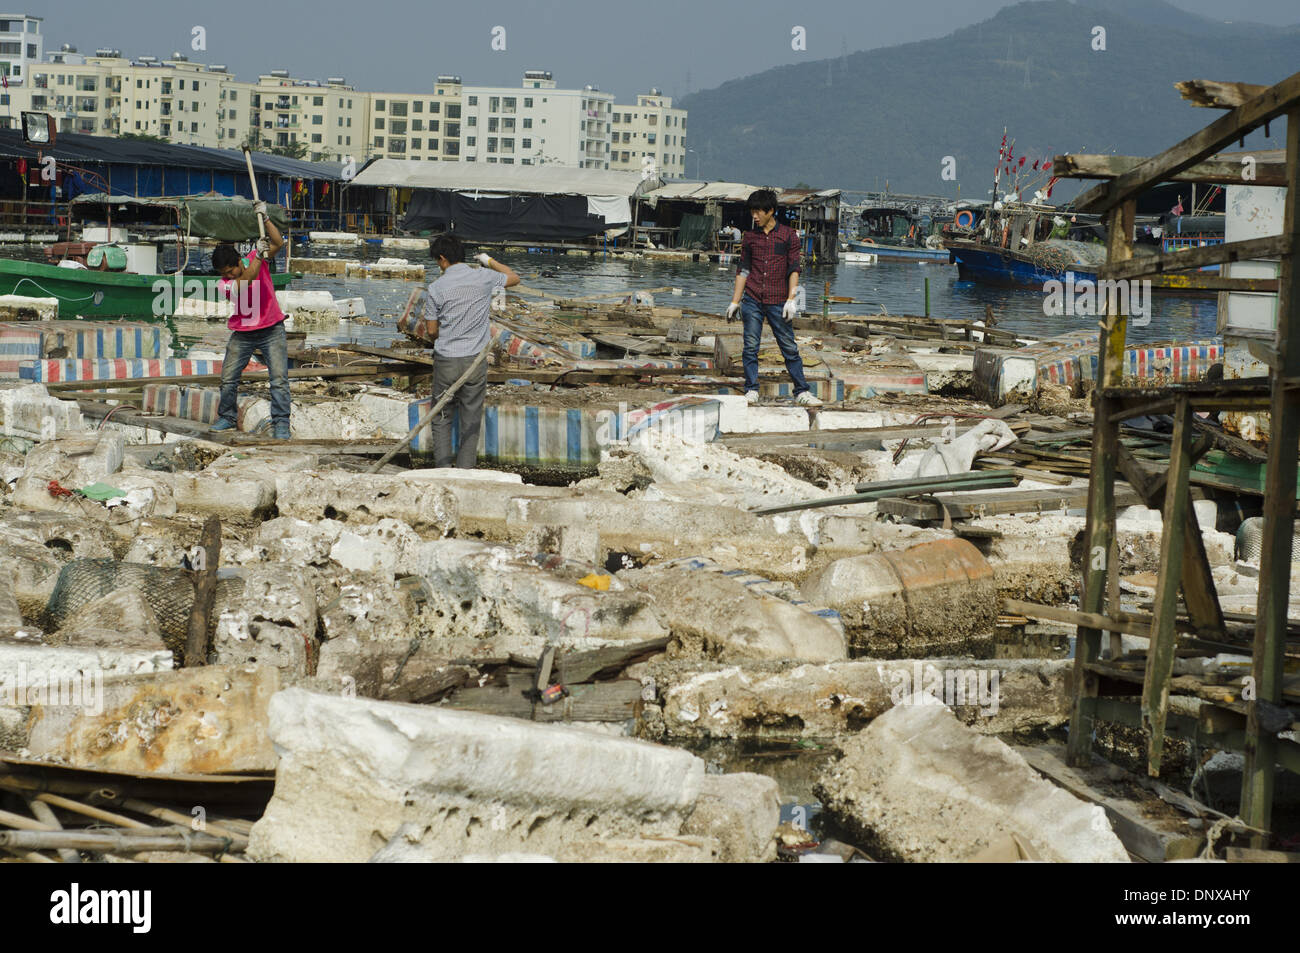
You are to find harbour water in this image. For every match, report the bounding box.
[293,247,1221,351]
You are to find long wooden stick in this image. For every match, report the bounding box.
[0,829,238,854]
[185,516,222,667]
[242,146,266,241]
[26,799,80,863]
[368,348,488,472]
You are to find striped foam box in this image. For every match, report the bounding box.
[35,321,170,360]
[1079,341,1223,389]
[0,324,44,379]
[19,358,264,383]
[973,329,1101,405]
[759,378,846,402]
[407,396,722,468]
[142,384,270,432]
[836,369,929,400]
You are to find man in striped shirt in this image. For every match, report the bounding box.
[423,234,520,467]
[726,189,821,406]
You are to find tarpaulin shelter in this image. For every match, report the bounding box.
[348,159,660,242]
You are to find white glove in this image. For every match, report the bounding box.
[725,301,741,322]
[253,200,268,217]
[782,299,798,322]
[256,238,271,257]
[475,253,492,267]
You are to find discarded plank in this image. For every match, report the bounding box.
[752,472,1019,516]
[184,516,222,667]
[443,674,642,723]
[878,485,1143,520]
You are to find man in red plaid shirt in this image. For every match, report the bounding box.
[726,189,821,406]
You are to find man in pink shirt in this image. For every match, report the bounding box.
[210,204,290,439]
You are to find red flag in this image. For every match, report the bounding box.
[1032,160,1040,170]
[1018,156,1027,167]
[2,74,8,90]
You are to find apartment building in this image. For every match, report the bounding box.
[0,12,41,89]
[366,74,462,163]
[250,69,366,161]
[608,89,688,179]
[459,70,613,169]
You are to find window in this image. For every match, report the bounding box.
[389,119,406,134]
[191,121,198,132]
[313,95,323,106]
[523,97,532,108]
[374,136,384,146]
[412,138,421,149]
[312,114,322,125]
[0,42,18,55]
[465,116,473,127]
[445,122,458,137]
[429,138,438,150]
[488,96,499,112]
[25,43,34,58]
[623,113,630,122]
[522,138,531,149]
[522,117,531,129]
[488,117,497,133]
[612,113,619,124]
[487,157,496,163]
[443,140,458,156]
[347,117,352,126]
[467,95,476,106]
[192,101,198,111]
[501,157,513,164]
[346,135,351,144]
[430,102,439,113]
[337,135,342,144]
[465,136,474,147]
[230,91,238,101]
[390,101,406,117]
[374,117,383,130]
[648,115,657,125]
[501,137,514,153]
[348,99,352,108]
[522,158,531,165]
[413,100,422,113]
[503,118,514,131]
[431,120,439,132]
[337,117,343,126]
[502,96,516,111]
[413,118,423,131]
[486,137,497,152]
[621,151,629,162]
[375,99,385,110]
[389,138,406,153]
[621,132,630,142]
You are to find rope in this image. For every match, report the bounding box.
[1200,816,1234,860]
[11,277,98,302]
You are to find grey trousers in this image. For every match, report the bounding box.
[431,352,487,469]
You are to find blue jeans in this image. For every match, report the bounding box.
[218,321,290,428]
[741,297,810,395]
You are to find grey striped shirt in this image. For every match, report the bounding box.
[423,262,508,358]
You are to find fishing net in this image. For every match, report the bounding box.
[1026,239,1109,276]
[45,557,244,652]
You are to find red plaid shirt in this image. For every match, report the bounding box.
[738,222,801,305]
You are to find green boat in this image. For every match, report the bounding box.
[0,258,297,318]
[0,192,297,318]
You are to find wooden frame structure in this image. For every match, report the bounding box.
[1051,70,1300,847]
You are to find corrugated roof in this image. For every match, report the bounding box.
[0,130,342,179]
[349,159,656,198]
[642,182,839,204]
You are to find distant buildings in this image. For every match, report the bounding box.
[0,17,688,177]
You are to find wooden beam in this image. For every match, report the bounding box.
[1070,199,1133,768]
[1243,105,1300,847]
[1056,152,1287,187]
[1003,599,1150,637]
[1100,234,1291,282]
[184,516,221,667]
[45,362,428,391]
[1073,69,1300,212]
[1153,274,1279,293]
[876,484,1142,521]
[1142,397,1194,776]
[1176,80,1270,109]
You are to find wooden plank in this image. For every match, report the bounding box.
[443,674,641,723]
[1003,599,1150,637]
[877,484,1142,521]
[336,343,434,366]
[1223,846,1300,863]
[1056,151,1286,186]
[184,516,221,667]
[1071,69,1300,212]
[1070,199,1133,768]
[1018,744,1203,862]
[1101,234,1291,282]
[379,666,472,704]
[1176,80,1270,109]
[1243,105,1300,847]
[1142,397,1195,776]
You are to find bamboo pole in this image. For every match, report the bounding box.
[368,348,488,472]
[26,799,80,863]
[0,829,237,854]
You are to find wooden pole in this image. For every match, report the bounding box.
[1068,198,1134,768]
[184,516,222,666]
[242,145,266,242]
[1242,104,1300,846]
[368,349,488,473]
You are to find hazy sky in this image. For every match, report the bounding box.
[33,0,1300,101]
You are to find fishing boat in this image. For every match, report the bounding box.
[846,206,951,263]
[0,193,297,317]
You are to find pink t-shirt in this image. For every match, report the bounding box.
[219,251,286,332]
